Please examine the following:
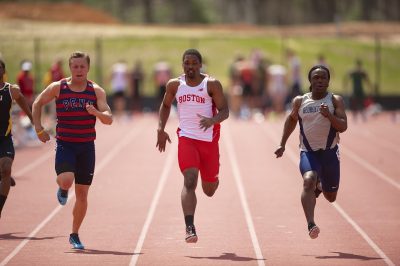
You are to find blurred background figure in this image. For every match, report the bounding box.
[13,60,37,147]
[153,60,172,108]
[228,55,244,118]
[286,49,302,102]
[43,58,65,84]
[42,58,65,130]
[253,53,269,120]
[110,60,129,120]
[129,60,144,114]
[266,64,288,116]
[200,57,207,74]
[316,53,330,69]
[17,60,35,107]
[344,58,372,122]
[236,55,256,119]
[315,53,334,78]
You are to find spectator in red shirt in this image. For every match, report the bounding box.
[17,60,35,106]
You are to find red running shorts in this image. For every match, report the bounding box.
[178,136,220,182]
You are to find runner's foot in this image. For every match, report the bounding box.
[308,222,320,239]
[185,225,198,243]
[69,233,85,249]
[57,188,68,205]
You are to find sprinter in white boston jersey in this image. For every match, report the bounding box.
[275,65,347,239]
[157,49,229,243]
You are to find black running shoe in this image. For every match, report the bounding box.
[308,222,320,239]
[69,233,85,249]
[185,225,198,243]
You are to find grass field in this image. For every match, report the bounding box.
[1,20,399,96]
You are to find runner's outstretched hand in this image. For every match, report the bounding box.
[156,129,171,152]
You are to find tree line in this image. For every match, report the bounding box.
[85,0,400,24]
[11,0,400,24]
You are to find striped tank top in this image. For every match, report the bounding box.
[56,79,97,142]
[176,75,220,142]
[298,92,339,151]
[0,83,13,137]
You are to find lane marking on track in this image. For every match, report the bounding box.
[129,139,177,266]
[13,148,53,177]
[349,129,400,154]
[222,123,265,266]
[0,120,149,266]
[332,203,395,266]
[259,123,395,266]
[340,146,400,190]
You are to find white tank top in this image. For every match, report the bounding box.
[298,92,339,151]
[176,75,219,142]
[111,63,128,92]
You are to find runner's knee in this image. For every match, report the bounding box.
[323,192,337,202]
[202,179,219,197]
[0,167,11,178]
[57,173,74,189]
[0,159,12,177]
[183,171,198,191]
[302,172,317,191]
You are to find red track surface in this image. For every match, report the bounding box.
[1,113,399,266]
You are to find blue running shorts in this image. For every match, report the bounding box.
[55,139,95,185]
[299,145,340,192]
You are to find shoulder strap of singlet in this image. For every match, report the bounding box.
[7,83,13,100]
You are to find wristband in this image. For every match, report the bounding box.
[36,129,45,136]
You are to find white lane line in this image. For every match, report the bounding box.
[129,141,177,266]
[13,149,53,177]
[222,123,265,266]
[0,121,148,266]
[333,203,395,266]
[350,129,400,154]
[259,123,395,266]
[340,146,400,190]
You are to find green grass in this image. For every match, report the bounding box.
[1,27,399,97]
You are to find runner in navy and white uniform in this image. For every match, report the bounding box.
[275,65,347,239]
[0,59,33,219]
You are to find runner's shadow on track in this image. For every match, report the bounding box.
[311,251,381,261]
[0,232,60,241]
[186,252,265,262]
[66,249,140,256]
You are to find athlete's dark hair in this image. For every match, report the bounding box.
[182,49,202,64]
[0,59,5,71]
[69,51,90,66]
[308,65,330,91]
[308,64,330,82]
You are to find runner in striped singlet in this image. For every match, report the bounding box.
[0,59,33,219]
[32,52,113,249]
[157,49,229,243]
[275,65,347,239]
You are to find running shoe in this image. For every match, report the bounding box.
[308,222,320,239]
[69,233,85,249]
[57,188,68,205]
[185,225,198,243]
[314,180,322,198]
